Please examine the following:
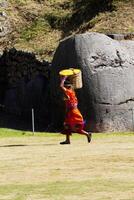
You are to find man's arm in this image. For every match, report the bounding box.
[60,76,70,100]
[60,76,67,91]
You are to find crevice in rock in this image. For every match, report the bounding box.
[118,98,134,105]
[94,63,107,69]
[94,100,112,105]
[116,50,124,67]
[95,98,134,106]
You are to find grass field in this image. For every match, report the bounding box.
[0,129,134,200]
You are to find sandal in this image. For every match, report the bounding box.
[60,141,70,145]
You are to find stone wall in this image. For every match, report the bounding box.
[0,48,52,131]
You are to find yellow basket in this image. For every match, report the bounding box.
[59,68,80,76]
[59,68,83,89]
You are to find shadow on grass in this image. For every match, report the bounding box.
[0,143,58,148]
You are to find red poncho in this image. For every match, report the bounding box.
[63,88,84,126]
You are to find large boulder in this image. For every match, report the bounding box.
[51,32,134,132]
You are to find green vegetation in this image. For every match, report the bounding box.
[3,0,134,60]
[20,18,51,41]
[0,128,58,137]
[0,128,133,138]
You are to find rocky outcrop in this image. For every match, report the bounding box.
[0,48,51,131]
[0,1,12,52]
[51,32,134,132]
[107,33,134,40]
[0,11,11,37]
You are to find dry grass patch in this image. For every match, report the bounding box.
[0,131,134,199]
[2,0,134,60]
[90,1,134,33]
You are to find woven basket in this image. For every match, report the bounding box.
[59,68,83,89]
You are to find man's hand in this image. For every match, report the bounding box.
[60,75,67,81]
[60,75,68,89]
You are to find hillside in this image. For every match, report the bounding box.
[0,0,134,61]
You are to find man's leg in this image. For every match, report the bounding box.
[60,124,71,144]
[60,133,71,144]
[74,124,92,143]
[80,130,92,143]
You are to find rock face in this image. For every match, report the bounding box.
[0,11,11,37]
[0,1,12,52]
[0,48,51,131]
[51,32,134,132]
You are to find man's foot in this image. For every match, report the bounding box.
[87,132,92,143]
[60,141,70,145]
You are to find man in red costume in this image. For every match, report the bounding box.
[60,76,92,144]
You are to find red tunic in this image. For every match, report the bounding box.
[63,88,84,126]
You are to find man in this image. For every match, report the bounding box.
[60,75,92,144]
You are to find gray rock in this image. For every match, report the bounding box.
[3,74,51,130]
[0,1,8,8]
[0,48,51,130]
[51,32,134,132]
[0,8,11,38]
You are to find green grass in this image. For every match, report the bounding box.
[20,18,51,41]
[0,127,134,138]
[0,128,58,137]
